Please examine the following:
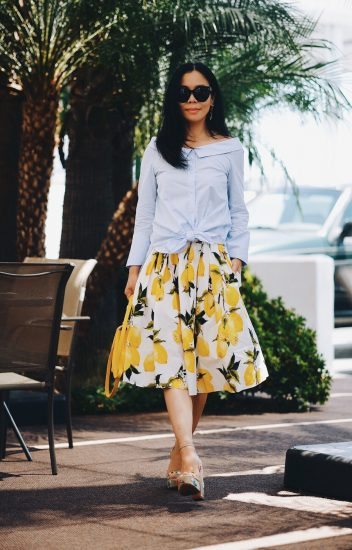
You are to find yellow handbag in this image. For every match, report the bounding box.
[105,295,133,398]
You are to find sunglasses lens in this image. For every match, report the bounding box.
[177,86,190,102]
[177,86,211,102]
[194,86,211,101]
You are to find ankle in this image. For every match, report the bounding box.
[179,442,194,452]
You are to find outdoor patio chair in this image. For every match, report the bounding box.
[0,262,74,475]
[24,257,97,448]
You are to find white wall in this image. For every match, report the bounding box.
[248,254,335,372]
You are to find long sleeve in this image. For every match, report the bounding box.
[225,147,250,267]
[125,143,157,267]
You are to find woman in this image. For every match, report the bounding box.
[123,61,269,500]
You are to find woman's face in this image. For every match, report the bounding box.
[178,70,214,123]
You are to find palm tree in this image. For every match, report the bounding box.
[59,66,118,259]
[0,76,23,260]
[0,0,119,259]
[59,0,163,258]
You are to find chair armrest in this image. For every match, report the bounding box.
[60,324,74,331]
[61,315,91,322]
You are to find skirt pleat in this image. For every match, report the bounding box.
[122,240,269,396]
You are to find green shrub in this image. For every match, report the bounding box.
[72,382,165,415]
[72,266,332,415]
[230,267,333,411]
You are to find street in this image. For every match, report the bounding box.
[0,331,351,549]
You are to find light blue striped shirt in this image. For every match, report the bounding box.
[125,136,249,267]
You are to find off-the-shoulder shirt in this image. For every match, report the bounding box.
[125,135,250,267]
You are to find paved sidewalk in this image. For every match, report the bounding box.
[1,353,352,549]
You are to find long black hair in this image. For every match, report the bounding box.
[155,61,230,169]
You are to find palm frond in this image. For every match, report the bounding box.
[0,0,120,92]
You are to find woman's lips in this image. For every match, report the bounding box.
[187,108,200,113]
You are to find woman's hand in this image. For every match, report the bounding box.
[231,258,243,274]
[124,266,141,299]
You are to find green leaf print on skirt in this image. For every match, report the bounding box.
[121,241,269,396]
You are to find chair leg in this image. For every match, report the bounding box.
[64,367,73,449]
[0,396,7,459]
[3,402,32,461]
[47,387,58,475]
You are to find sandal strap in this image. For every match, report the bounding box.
[179,443,195,451]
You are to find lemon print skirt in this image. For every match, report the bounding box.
[122,240,269,396]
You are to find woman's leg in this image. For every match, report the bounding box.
[164,389,207,472]
[191,393,208,432]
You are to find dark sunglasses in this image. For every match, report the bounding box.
[176,85,212,103]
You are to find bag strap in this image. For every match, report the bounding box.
[105,295,134,398]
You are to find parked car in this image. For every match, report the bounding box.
[246,185,352,326]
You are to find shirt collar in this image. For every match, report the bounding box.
[149,136,242,158]
[182,137,242,158]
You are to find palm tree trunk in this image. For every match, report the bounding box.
[111,122,135,207]
[0,79,23,261]
[84,185,137,316]
[60,134,115,258]
[16,89,59,260]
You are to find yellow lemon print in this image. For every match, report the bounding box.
[181,262,195,289]
[146,255,156,275]
[154,342,168,363]
[151,276,164,301]
[143,352,155,371]
[196,335,209,356]
[224,317,235,341]
[218,312,243,345]
[229,311,243,333]
[203,291,215,317]
[257,368,265,383]
[244,362,256,386]
[180,266,189,291]
[223,381,236,392]
[181,326,194,350]
[224,285,240,307]
[188,263,195,282]
[210,264,222,295]
[173,323,182,344]
[170,253,179,265]
[218,315,229,339]
[155,252,163,272]
[125,345,140,367]
[217,244,224,252]
[162,264,171,283]
[172,291,180,311]
[169,377,186,389]
[214,302,222,322]
[197,254,205,276]
[128,325,141,348]
[197,368,214,392]
[187,244,195,262]
[184,350,195,372]
[216,336,228,358]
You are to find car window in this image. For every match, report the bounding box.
[247,189,340,229]
[342,200,352,226]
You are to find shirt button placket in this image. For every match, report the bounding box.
[193,152,197,230]
[186,151,196,242]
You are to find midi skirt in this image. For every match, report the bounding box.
[122,240,269,396]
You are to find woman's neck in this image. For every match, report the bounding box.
[185,121,210,144]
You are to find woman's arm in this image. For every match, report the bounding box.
[226,147,250,267]
[125,143,157,267]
